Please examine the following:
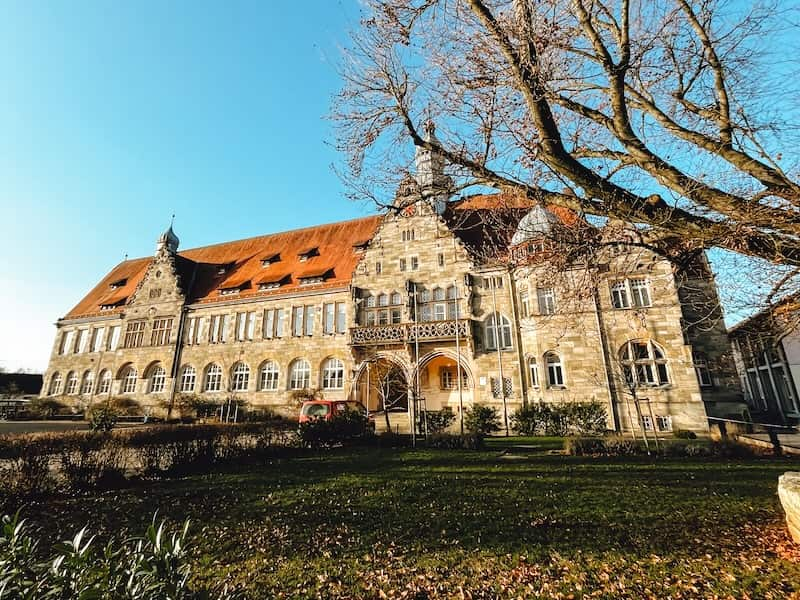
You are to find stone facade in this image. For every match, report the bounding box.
[41,133,746,433]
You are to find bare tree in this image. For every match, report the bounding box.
[367,359,409,431]
[333,0,800,275]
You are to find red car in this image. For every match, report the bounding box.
[299,400,374,429]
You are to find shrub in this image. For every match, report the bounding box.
[564,437,607,456]
[0,433,59,496]
[603,436,640,456]
[0,512,237,599]
[426,433,484,450]
[464,404,501,435]
[27,397,68,419]
[511,402,608,436]
[88,403,119,432]
[425,408,456,434]
[565,402,608,435]
[510,404,551,435]
[674,429,698,440]
[57,432,128,490]
[298,411,370,448]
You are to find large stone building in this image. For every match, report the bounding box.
[41,127,746,433]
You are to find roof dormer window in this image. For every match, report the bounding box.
[352,240,370,253]
[257,273,290,290]
[297,247,319,262]
[217,262,235,275]
[218,279,250,296]
[261,253,281,267]
[297,268,332,286]
[109,278,127,290]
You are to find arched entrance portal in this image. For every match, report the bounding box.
[354,357,410,433]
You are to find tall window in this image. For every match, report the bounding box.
[446,286,459,320]
[65,371,79,395]
[610,279,652,309]
[204,364,223,392]
[545,353,565,387]
[528,357,539,388]
[335,302,347,333]
[321,358,345,390]
[399,258,407,272]
[107,325,121,350]
[324,303,335,334]
[59,330,74,355]
[619,341,669,387]
[74,329,88,353]
[263,308,285,338]
[289,359,311,390]
[123,321,146,348]
[48,372,62,395]
[121,366,138,394]
[537,288,556,315]
[185,317,199,345]
[305,306,315,336]
[740,341,798,414]
[148,365,166,393]
[235,312,256,341]
[292,306,304,337]
[485,313,513,350]
[179,365,196,393]
[231,362,250,392]
[80,371,94,395]
[209,315,229,343]
[259,361,279,391]
[440,366,469,390]
[519,287,531,318]
[693,351,713,387]
[90,327,105,352]
[410,256,419,270]
[364,292,402,325]
[98,370,111,395]
[150,318,173,346]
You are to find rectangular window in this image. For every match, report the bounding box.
[235,312,255,341]
[59,330,74,355]
[529,360,539,388]
[375,262,382,274]
[108,325,121,351]
[263,309,275,339]
[75,329,88,353]
[391,308,402,324]
[324,303,335,334]
[185,317,197,345]
[438,253,445,268]
[293,306,304,337]
[611,279,651,309]
[537,288,556,315]
[656,415,673,432]
[399,258,406,272]
[220,314,230,342]
[520,289,530,318]
[275,308,285,337]
[150,318,173,346]
[440,367,455,389]
[378,309,389,325]
[629,278,651,308]
[610,281,630,309]
[336,303,347,333]
[123,321,146,348]
[410,256,419,271]
[304,305,315,336]
[90,327,105,352]
[433,303,446,321]
[210,315,221,343]
[641,415,653,431]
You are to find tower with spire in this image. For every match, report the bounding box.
[413,120,452,214]
[156,221,180,256]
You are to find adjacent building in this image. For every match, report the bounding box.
[41,126,746,433]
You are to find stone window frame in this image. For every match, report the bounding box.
[148,364,166,394]
[289,359,311,390]
[484,312,513,351]
[545,352,565,388]
[259,360,280,391]
[610,278,652,310]
[80,371,94,395]
[48,372,62,396]
[321,357,345,390]
[203,364,223,393]
[120,366,138,394]
[231,362,251,392]
[150,318,173,346]
[536,287,557,315]
[98,369,112,395]
[179,365,196,393]
[527,356,539,388]
[619,340,669,388]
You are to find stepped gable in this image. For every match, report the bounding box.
[64,215,383,319]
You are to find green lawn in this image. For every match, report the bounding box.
[9,447,800,599]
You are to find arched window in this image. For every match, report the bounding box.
[80,371,94,395]
[179,365,196,393]
[485,313,513,351]
[289,359,311,390]
[620,340,669,387]
[48,372,62,396]
[121,366,138,394]
[203,364,222,392]
[365,295,376,308]
[259,361,279,391]
[528,357,539,388]
[378,293,389,307]
[97,370,112,395]
[420,288,431,303]
[433,287,445,301]
[321,358,344,390]
[148,365,166,393]
[545,353,564,387]
[65,371,79,395]
[390,292,402,305]
[231,362,250,392]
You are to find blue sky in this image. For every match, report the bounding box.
[1,1,372,371]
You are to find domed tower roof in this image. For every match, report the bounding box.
[156,224,180,255]
[510,204,561,246]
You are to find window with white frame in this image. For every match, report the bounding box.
[209,315,229,343]
[545,353,565,387]
[48,372,62,395]
[90,327,105,352]
[485,313,513,350]
[262,308,285,339]
[148,365,166,393]
[693,351,713,387]
[619,340,669,387]
[121,366,138,394]
[235,312,256,342]
[519,287,531,318]
[231,362,250,392]
[107,325,121,351]
[528,357,539,388]
[440,366,469,390]
[203,364,222,392]
[364,292,402,325]
[336,302,346,333]
[322,358,345,390]
[259,361,279,391]
[610,278,652,309]
[65,371,79,395]
[537,287,556,315]
[123,321,146,348]
[150,318,173,346]
[289,359,311,390]
[292,306,304,337]
[80,371,94,395]
[179,365,196,393]
[641,414,654,431]
[98,370,111,395]
[75,329,88,353]
[59,330,74,355]
[411,256,419,270]
[656,415,673,432]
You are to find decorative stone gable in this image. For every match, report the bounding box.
[126,229,187,317]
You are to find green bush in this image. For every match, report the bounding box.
[511,402,607,436]
[564,437,607,456]
[298,411,370,448]
[426,433,484,450]
[0,512,237,599]
[510,403,551,435]
[26,397,68,419]
[425,408,456,434]
[464,404,501,435]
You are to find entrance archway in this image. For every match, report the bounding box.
[354,356,410,432]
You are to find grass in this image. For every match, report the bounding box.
[6,445,800,598]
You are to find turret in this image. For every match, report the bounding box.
[414,120,452,214]
[156,224,179,255]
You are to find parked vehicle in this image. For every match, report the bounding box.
[299,400,374,429]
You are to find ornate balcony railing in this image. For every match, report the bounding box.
[350,319,471,346]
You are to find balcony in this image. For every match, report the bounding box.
[350,319,471,346]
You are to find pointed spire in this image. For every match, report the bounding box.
[156,218,180,255]
[414,119,451,214]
